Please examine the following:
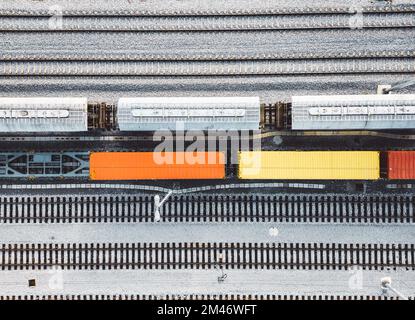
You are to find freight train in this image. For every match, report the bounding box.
[88,151,415,181]
[1,94,415,133]
[1,150,412,181]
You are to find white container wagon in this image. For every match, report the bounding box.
[291,94,415,130]
[0,97,88,132]
[117,96,261,131]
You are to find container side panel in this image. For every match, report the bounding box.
[238,151,380,180]
[387,151,415,180]
[90,152,225,180]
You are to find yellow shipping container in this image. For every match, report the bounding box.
[238,151,380,180]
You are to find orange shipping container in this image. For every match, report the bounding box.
[90,152,225,180]
[387,151,415,180]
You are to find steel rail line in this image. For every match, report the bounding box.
[1,130,415,142]
[1,50,414,61]
[0,242,413,270]
[0,5,414,16]
[1,57,413,76]
[0,193,413,224]
[0,294,408,300]
[1,12,414,31]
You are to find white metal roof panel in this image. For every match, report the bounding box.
[291,94,415,130]
[0,97,88,132]
[117,96,261,131]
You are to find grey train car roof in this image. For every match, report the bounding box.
[117,96,261,131]
[291,94,415,130]
[0,97,88,132]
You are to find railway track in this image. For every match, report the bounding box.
[0,193,413,224]
[2,5,414,16]
[1,130,415,142]
[0,12,413,31]
[0,294,407,301]
[0,242,413,270]
[3,50,412,61]
[1,56,413,76]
